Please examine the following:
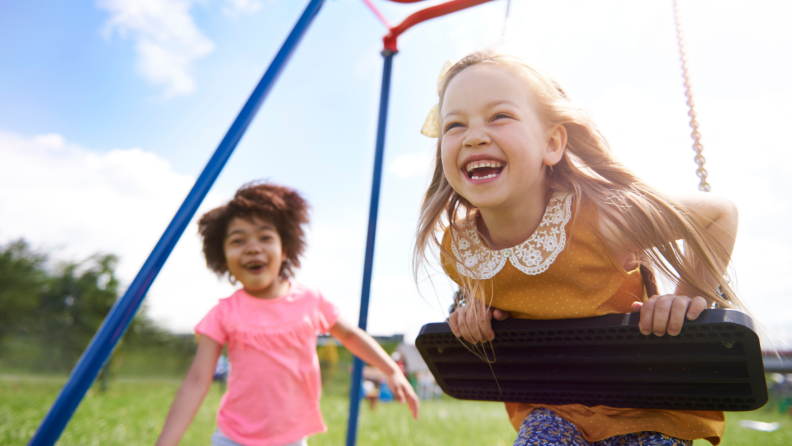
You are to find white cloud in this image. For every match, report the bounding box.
[222,0,263,17]
[0,131,435,335]
[97,0,263,97]
[0,130,235,332]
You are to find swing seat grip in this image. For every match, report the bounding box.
[416,309,767,411]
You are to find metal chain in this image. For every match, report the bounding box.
[673,0,711,192]
[502,0,512,41]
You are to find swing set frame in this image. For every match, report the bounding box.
[28,1,736,445]
[27,1,496,445]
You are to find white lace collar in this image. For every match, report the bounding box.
[451,192,573,279]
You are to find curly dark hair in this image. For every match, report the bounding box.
[198,181,310,279]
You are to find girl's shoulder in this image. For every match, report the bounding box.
[216,288,246,306]
[279,281,336,312]
[203,289,244,321]
[287,281,327,302]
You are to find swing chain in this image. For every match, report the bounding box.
[674,0,711,192]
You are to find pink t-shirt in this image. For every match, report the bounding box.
[195,282,340,446]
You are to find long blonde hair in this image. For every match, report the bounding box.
[413,49,742,313]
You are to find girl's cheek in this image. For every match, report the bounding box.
[441,161,461,193]
[440,136,461,158]
[439,146,456,173]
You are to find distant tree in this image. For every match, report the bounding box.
[35,254,121,368]
[0,239,48,342]
[0,239,193,379]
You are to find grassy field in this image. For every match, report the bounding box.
[1,374,791,446]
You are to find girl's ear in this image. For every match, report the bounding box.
[544,124,567,166]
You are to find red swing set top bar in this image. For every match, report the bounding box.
[362,0,496,52]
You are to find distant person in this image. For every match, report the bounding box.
[391,351,407,375]
[362,379,379,410]
[416,370,437,401]
[413,49,743,445]
[155,182,418,446]
[213,354,229,392]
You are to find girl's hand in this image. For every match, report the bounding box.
[631,294,708,336]
[448,297,510,343]
[328,317,420,418]
[387,371,420,419]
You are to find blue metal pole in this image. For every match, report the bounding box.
[28,1,325,444]
[345,49,395,446]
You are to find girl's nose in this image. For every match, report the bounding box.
[245,242,263,253]
[463,127,490,148]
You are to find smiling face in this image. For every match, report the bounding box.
[440,63,562,215]
[223,217,288,299]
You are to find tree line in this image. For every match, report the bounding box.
[0,239,195,377]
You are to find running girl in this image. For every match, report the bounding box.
[157,182,419,446]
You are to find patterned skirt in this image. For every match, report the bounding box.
[514,408,693,446]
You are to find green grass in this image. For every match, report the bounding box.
[1,374,790,446]
[0,375,222,445]
[694,410,792,446]
[0,374,514,446]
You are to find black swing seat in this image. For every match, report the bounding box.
[416,309,767,411]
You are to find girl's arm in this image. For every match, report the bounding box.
[329,317,420,419]
[670,193,739,291]
[615,193,739,336]
[155,335,223,446]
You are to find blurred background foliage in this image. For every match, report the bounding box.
[0,239,196,379]
[0,238,385,383]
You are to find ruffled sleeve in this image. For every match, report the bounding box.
[195,302,228,345]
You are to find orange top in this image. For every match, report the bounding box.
[441,192,724,445]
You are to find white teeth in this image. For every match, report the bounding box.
[470,173,499,180]
[465,161,502,172]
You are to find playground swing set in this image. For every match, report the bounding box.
[28,1,766,446]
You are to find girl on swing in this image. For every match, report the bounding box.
[414,49,741,446]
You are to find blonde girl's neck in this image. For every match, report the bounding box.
[477,186,551,250]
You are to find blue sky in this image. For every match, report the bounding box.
[1,0,791,345]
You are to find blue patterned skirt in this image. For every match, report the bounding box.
[513,408,692,446]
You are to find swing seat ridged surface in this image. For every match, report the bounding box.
[416,309,767,411]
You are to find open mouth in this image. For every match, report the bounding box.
[244,262,266,273]
[465,160,504,180]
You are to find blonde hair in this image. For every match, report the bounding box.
[413,48,743,315]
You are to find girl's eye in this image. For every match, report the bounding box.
[444,122,464,133]
[492,113,512,121]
